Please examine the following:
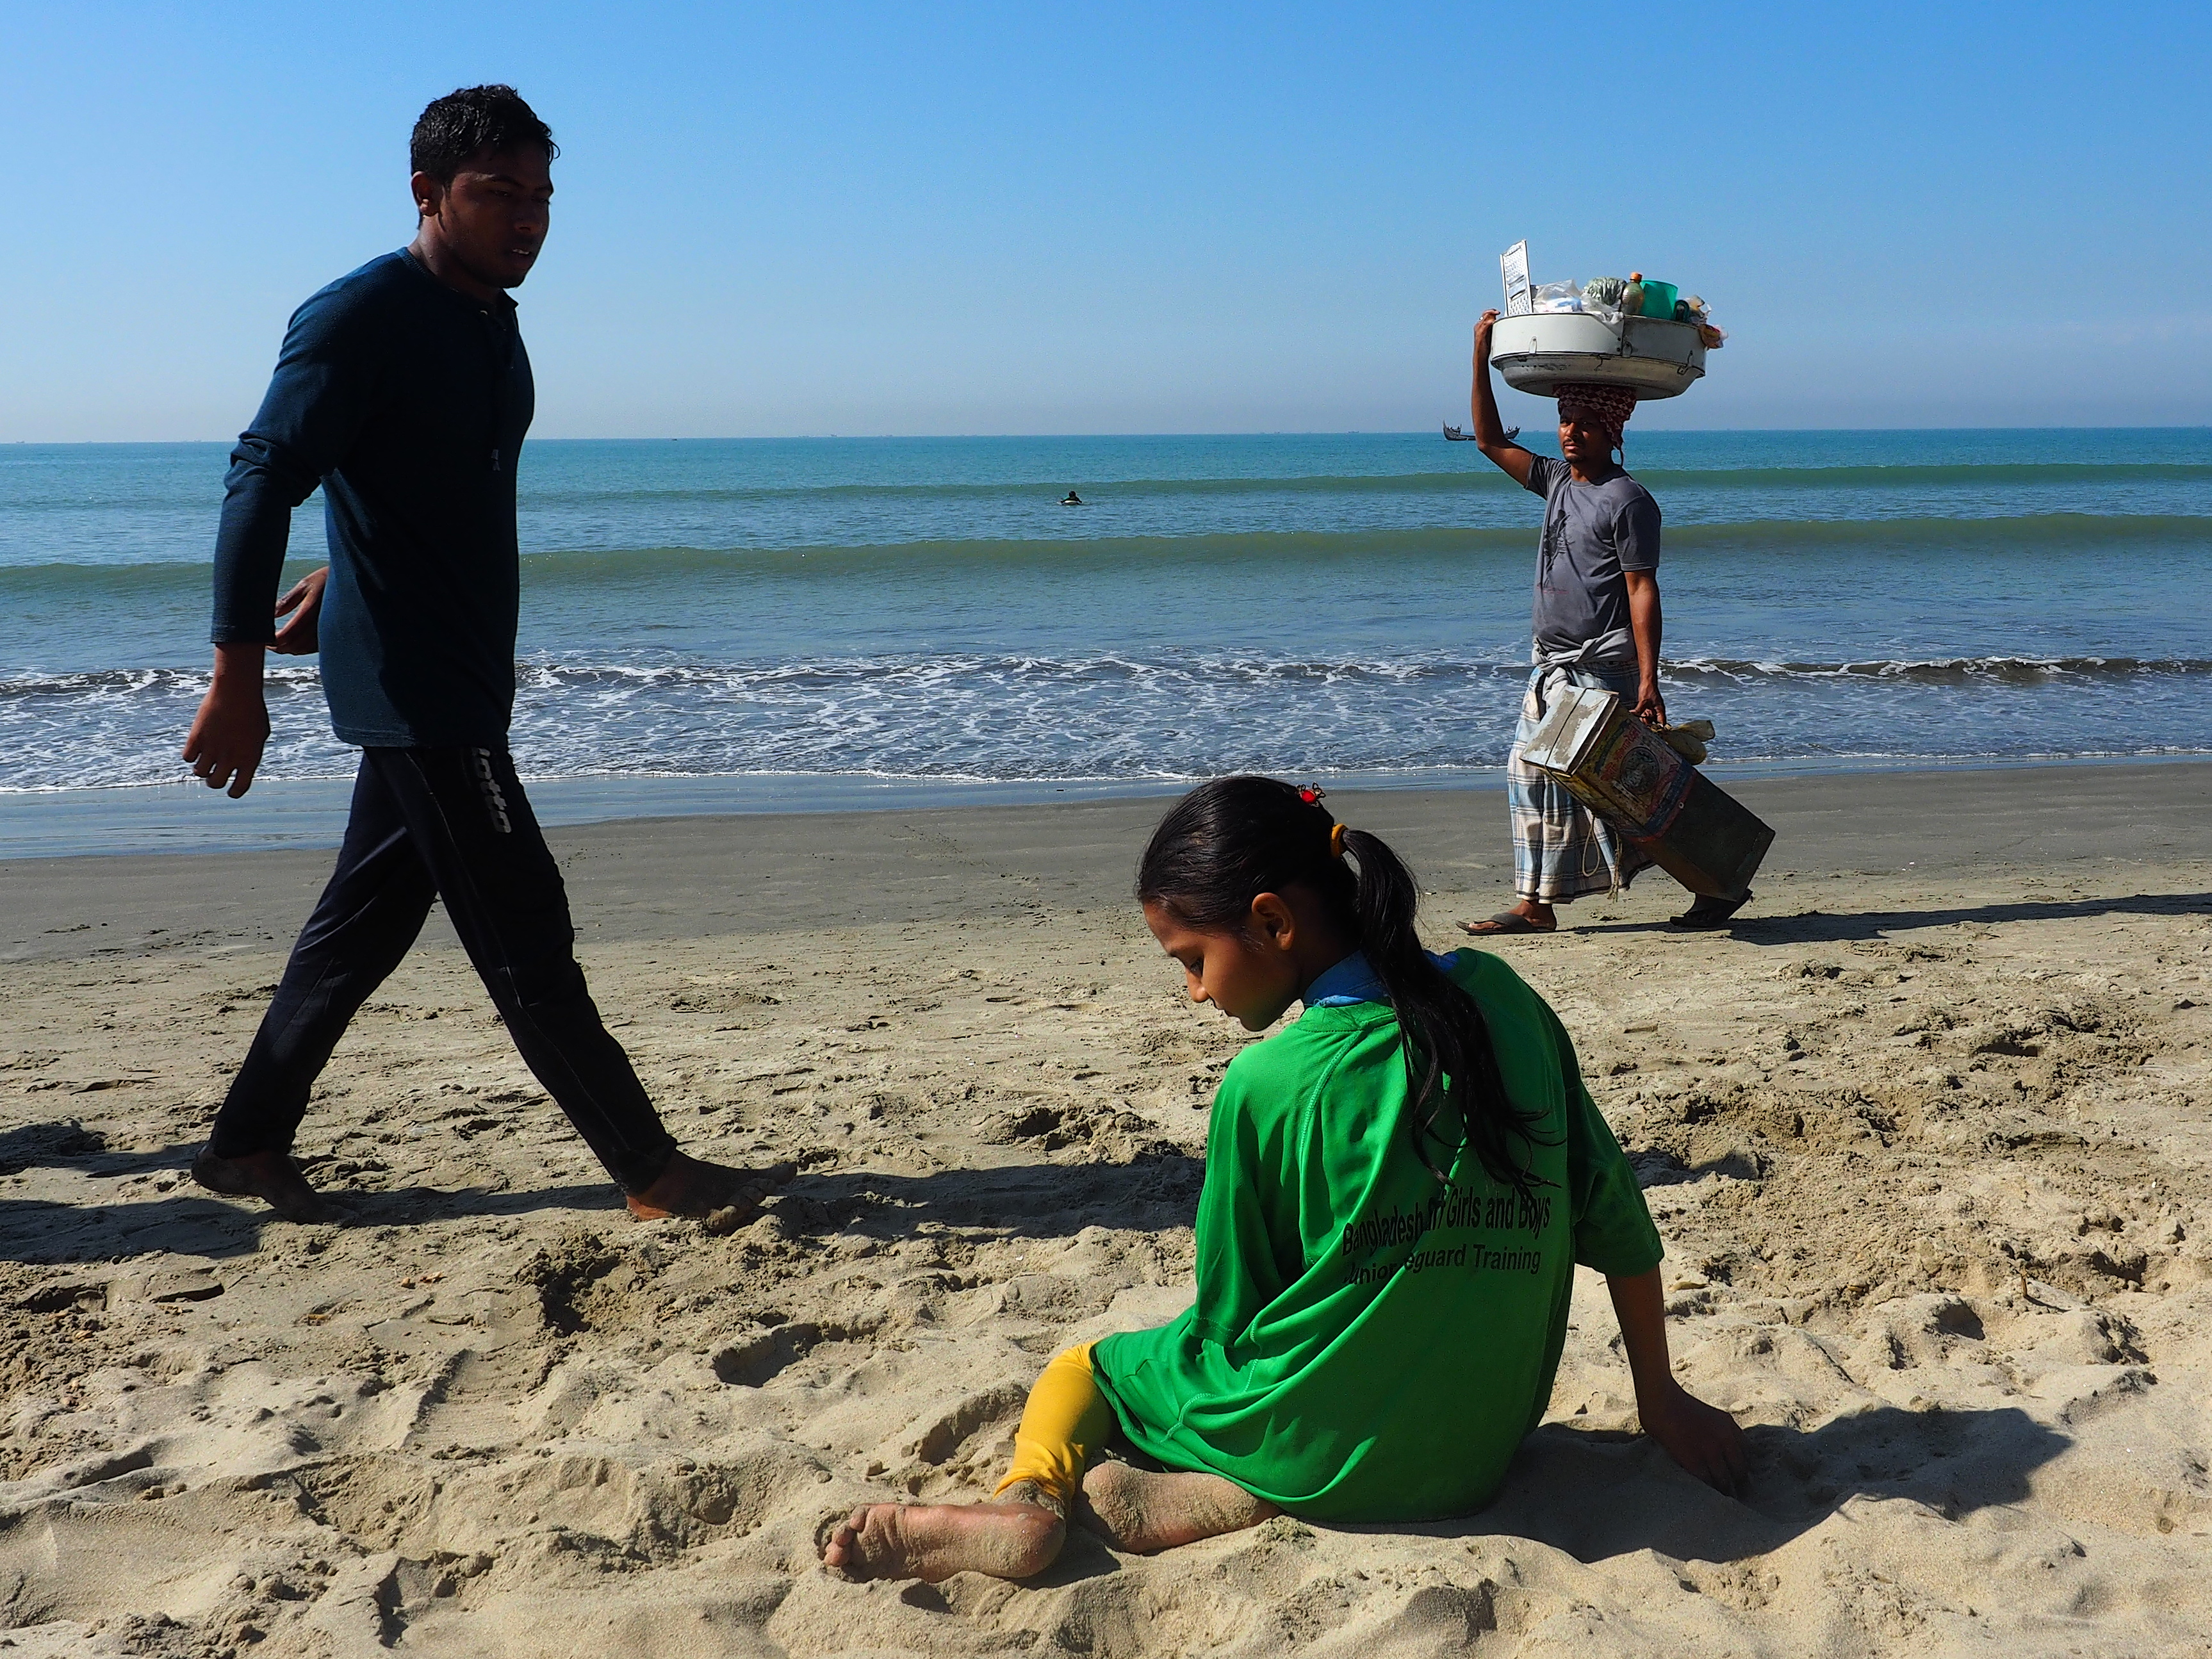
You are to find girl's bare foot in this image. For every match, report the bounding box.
[626,1150,798,1223]
[190,1148,345,1224]
[821,1497,1065,1583]
[1077,1460,1276,1553]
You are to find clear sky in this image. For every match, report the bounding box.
[5,2,2208,439]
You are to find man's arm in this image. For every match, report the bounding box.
[1607,1266,1747,1492]
[188,287,373,796]
[1625,568,1665,725]
[1471,311,1537,489]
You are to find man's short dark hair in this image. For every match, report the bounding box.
[410,85,557,184]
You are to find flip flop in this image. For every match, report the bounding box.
[1670,891,1752,930]
[1460,911,1556,936]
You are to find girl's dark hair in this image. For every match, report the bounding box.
[411,85,558,184]
[1137,775,1552,1194]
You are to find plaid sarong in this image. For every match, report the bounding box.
[1507,658,1653,904]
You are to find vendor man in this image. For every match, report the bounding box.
[181,85,792,1223]
[1461,308,1748,935]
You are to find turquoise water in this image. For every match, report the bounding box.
[2,429,2208,849]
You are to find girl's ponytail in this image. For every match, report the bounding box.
[1138,777,1550,1195]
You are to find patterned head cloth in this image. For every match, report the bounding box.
[1555,382,1637,449]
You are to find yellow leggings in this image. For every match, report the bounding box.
[992,1343,1114,1512]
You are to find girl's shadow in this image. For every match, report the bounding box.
[1408,1403,2069,1564]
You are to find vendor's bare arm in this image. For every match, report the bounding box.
[1625,568,1665,724]
[181,643,270,799]
[1471,311,1537,488]
[1606,1266,1746,1492]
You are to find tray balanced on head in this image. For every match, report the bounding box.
[1487,310,1707,400]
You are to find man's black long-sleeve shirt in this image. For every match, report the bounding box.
[211,250,534,747]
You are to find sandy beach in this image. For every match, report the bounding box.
[3,761,2209,1657]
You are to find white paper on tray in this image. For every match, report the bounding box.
[1500,240,1531,316]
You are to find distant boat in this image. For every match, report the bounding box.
[1443,422,1516,442]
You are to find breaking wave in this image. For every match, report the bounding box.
[4,649,2208,793]
[3,512,2205,594]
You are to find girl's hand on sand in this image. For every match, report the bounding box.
[1639,1378,1748,1495]
[272,566,328,656]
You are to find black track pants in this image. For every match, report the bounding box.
[206,747,678,1192]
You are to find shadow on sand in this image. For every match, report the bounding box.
[994,1403,2074,1592]
[1398,1404,2070,1565]
[792,1147,1205,1243]
[0,1112,1205,1265]
[1578,890,2209,945]
[0,1182,644,1266]
[0,1115,651,1264]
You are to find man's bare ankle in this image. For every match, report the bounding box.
[192,1146,343,1223]
[626,1150,797,1222]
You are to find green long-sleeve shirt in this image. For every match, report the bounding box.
[1092,949,1661,1522]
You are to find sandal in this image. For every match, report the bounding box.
[1460,911,1557,936]
[1670,891,1751,930]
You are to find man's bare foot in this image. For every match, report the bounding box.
[1077,1460,1277,1554]
[190,1147,346,1224]
[625,1149,798,1223]
[821,1498,1065,1583]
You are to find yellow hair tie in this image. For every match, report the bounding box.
[1329,822,1347,858]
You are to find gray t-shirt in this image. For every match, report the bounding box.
[1523,455,1661,652]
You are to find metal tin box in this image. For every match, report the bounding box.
[1520,685,1772,898]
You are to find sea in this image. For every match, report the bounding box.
[3,429,2208,856]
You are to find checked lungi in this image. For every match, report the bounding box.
[1507,637,1654,905]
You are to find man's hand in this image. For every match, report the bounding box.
[1624,568,1664,725]
[272,566,328,655]
[1637,1376,1749,1495]
[1471,310,1535,487]
[181,644,270,798]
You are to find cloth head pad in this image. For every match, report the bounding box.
[1555,382,1637,448]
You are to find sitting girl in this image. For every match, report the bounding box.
[824,776,1744,1583]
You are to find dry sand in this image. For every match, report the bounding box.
[2,764,2209,1657]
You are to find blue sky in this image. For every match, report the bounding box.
[4,2,2207,438]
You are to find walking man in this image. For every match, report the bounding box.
[183,85,790,1223]
[1460,309,1748,935]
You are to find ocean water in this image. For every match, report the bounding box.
[3,429,2208,851]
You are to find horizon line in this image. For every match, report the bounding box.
[8,423,2211,447]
